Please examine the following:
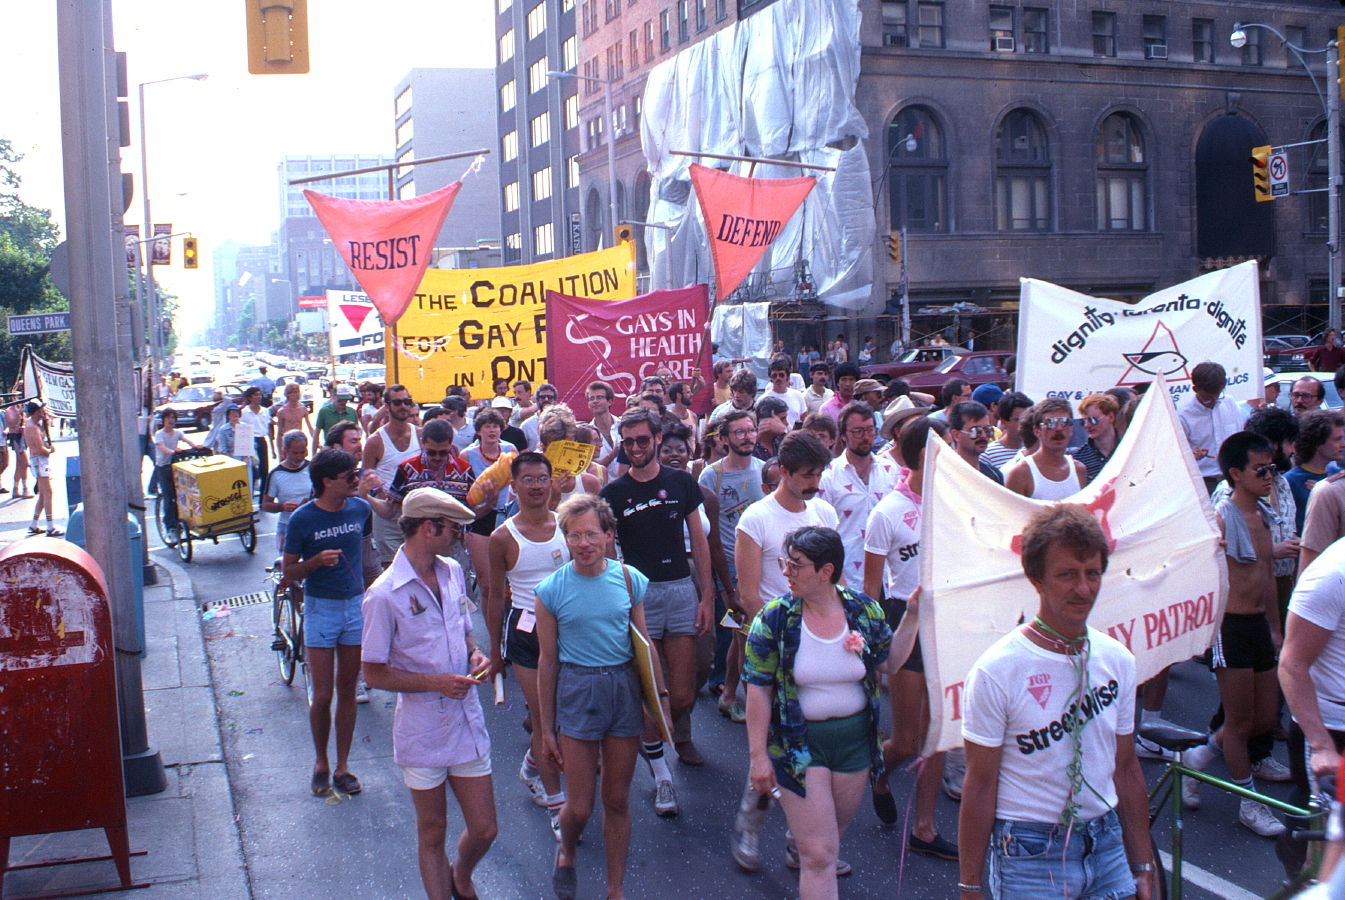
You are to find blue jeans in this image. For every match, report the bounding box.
[987,811,1135,900]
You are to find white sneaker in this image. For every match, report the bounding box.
[942,747,966,801]
[730,810,762,872]
[1239,800,1287,837]
[654,779,680,817]
[1252,756,1293,783]
[1181,773,1202,810]
[1135,733,1175,762]
[518,758,546,806]
[355,680,370,704]
[548,806,563,842]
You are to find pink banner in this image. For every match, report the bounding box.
[546,284,710,415]
[304,180,462,326]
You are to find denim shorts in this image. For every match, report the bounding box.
[556,661,644,741]
[304,593,364,648]
[987,811,1135,900]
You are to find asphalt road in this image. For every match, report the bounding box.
[147,500,1309,900]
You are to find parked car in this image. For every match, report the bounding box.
[271,373,315,412]
[903,350,1016,394]
[155,382,245,431]
[860,346,970,384]
[1264,339,1318,373]
[1267,371,1343,411]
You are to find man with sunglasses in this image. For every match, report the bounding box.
[1178,362,1249,494]
[361,488,496,900]
[377,418,476,511]
[365,384,423,567]
[1006,398,1087,500]
[283,448,375,798]
[766,356,807,427]
[948,400,1004,485]
[600,407,715,810]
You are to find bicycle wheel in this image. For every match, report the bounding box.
[154,494,173,546]
[1149,834,1168,900]
[273,583,297,685]
[240,525,256,553]
[175,523,192,562]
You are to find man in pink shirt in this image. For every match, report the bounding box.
[362,489,497,900]
[818,362,861,422]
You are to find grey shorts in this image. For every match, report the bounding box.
[642,576,698,639]
[556,661,644,741]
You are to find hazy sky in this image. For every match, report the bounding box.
[1,0,495,334]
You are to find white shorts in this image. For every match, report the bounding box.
[400,754,492,790]
[31,456,50,479]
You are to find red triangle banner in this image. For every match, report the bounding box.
[688,163,816,302]
[304,180,463,326]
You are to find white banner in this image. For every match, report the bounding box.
[1015,261,1263,404]
[919,375,1226,755]
[327,290,385,358]
[20,347,76,419]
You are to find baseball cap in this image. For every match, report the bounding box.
[491,396,514,408]
[335,385,355,399]
[400,488,476,525]
[972,384,1004,407]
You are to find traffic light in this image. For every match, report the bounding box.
[1250,145,1273,203]
[244,0,310,75]
[886,232,902,263]
[614,222,634,243]
[183,237,199,269]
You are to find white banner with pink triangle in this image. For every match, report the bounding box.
[327,289,385,358]
[1014,260,1263,404]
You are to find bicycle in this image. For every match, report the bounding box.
[1141,721,1334,900]
[268,560,311,706]
[154,447,213,547]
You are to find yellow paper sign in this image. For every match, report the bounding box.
[544,439,596,478]
[387,244,637,401]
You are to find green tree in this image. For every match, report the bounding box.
[0,141,66,388]
[0,139,59,257]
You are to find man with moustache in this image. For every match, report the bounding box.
[1005,398,1088,500]
[817,401,902,585]
[948,401,1004,485]
[364,385,423,566]
[600,408,715,812]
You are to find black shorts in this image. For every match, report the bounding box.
[469,510,498,538]
[1213,612,1276,672]
[884,596,923,674]
[5,433,22,453]
[504,606,539,669]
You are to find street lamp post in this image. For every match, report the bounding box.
[1231,23,1341,332]
[548,70,620,245]
[137,73,207,371]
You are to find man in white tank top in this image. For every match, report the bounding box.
[485,451,570,840]
[364,385,423,567]
[1005,398,1087,501]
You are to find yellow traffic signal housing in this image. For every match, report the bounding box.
[887,233,902,263]
[1250,145,1273,203]
[614,223,634,243]
[245,0,310,75]
[183,237,199,269]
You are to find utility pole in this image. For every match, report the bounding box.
[57,0,165,796]
[1327,41,1341,333]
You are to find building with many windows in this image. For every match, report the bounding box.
[496,0,581,264]
[392,69,501,251]
[858,0,1339,348]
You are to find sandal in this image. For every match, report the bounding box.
[333,772,362,795]
[450,869,480,900]
[552,847,577,900]
[310,771,331,796]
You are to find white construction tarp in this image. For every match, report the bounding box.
[710,302,772,377]
[919,375,1226,755]
[1015,261,1263,404]
[640,0,874,308]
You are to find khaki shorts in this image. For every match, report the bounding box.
[401,754,493,790]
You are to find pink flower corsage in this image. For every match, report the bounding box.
[842,630,865,656]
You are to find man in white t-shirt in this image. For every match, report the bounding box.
[862,415,955,860]
[958,504,1152,900]
[730,430,840,874]
[818,400,902,584]
[765,356,808,428]
[1281,536,1345,800]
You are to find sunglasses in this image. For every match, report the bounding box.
[388,398,416,407]
[1040,416,1072,430]
[1252,463,1278,479]
[961,426,995,439]
[621,435,654,448]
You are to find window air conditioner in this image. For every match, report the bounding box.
[994,35,1016,52]
[1146,44,1168,59]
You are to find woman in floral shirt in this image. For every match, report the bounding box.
[743,526,920,899]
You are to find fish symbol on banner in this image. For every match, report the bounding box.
[1117,321,1191,385]
[1122,350,1188,376]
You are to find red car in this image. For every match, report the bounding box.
[860,346,970,384]
[904,351,1016,393]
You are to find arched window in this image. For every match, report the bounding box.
[633,172,653,273]
[888,106,947,233]
[585,187,603,252]
[1194,115,1274,260]
[995,110,1052,231]
[1095,113,1150,231]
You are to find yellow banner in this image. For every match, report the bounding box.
[386,243,637,399]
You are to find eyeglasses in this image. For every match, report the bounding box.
[1253,463,1279,479]
[538,395,557,404]
[621,435,654,448]
[565,530,606,544]
[770,371,788,378]
[341,470,360,483]
[961,426,995,439]
[1290,392,1321,401]
[777,557,815,574]
[518,474,552,486]
[1040,416,1072,430]
[846,425,877,437]
[727,427,757,438]
[388,398,416,407]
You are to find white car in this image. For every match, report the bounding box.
[1266,371,1343,410]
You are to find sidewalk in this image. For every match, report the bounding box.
[2,437,251,898]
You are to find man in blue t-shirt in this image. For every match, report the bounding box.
[283,447,374,798]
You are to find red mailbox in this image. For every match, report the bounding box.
[0,537,144,895]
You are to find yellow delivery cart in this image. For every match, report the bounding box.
[170,453,258,562]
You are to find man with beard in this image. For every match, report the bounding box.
[803,362,834,417]
[364,385,423,566]
[817,401,902,585]
[948,401,1004,485]
[600,408,715,812]
[1290,375,1326,416]
[1005,398,1087,500]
